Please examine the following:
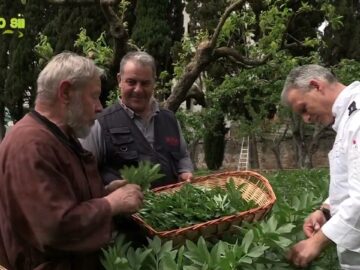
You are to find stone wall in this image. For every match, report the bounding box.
[193,133,335,170]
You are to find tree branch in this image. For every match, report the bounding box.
[210,0,246,48]
[99,0,128,72]
[214,46,269,66]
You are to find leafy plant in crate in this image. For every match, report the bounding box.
[138,179,256,231]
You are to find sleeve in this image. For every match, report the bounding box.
[321,110,360,252]
[323,198,330,205]
[79,120,105,165]
[176,120,194,173]
[3,135,113,253]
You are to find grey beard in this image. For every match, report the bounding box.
[66,98,91,138]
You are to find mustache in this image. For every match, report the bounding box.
[129,93,146,98]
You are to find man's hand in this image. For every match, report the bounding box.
[104,183,144,215]
[105,179,127,194]
[178,172,193,182]
[287,230,330,268]
[303,209,327,238]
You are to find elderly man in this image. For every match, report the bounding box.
[0,52,143,270]
[281,64,360,269]
[81,51,193,188]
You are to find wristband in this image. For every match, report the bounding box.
[319,207,331,221]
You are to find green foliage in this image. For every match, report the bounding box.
[173,30,209,78]
[258,6,290,54]
[120,161,164,191]
[210,52,324,138]
[118,0,131,29]
[138,179,256,231]
[320,1,359,65]
[101,234,152,270]
[131,0,174,74]
[34,34,54,67]
[332,59,360,85]
[176,109,205,147]
[218,12,244,45]
[0,0,55,122]
[103,169,339,269]
[74,28,113,68]
[185,0,227,35]
[106,88,120,107]
[155,70,172,101]
[321,3,343,30]
[102,234,270,270]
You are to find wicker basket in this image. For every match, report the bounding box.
[132,170,276,245]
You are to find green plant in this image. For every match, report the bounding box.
[34,33,54,67]
[138,179,255,231]
[74,28,113,68]
[120,161,164,191]
[102,169,340,269]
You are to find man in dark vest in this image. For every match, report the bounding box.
[81,51,193,188]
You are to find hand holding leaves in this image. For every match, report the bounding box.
[120,161,164,191]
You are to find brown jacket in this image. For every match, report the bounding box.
[0,112,113,270]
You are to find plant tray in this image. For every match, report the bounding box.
[132,170,276,245]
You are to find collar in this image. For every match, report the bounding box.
[29,110,85,155]
[332,81,360,132]
[119,98,159,119]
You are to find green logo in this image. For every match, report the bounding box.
[0,15,25,38]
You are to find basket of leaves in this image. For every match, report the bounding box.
[121,163,276,245]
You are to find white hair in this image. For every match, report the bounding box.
[36,52,103,103]
[281,64,337,106]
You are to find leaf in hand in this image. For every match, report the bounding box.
[120,161,164,191]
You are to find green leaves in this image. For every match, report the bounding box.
[74,28,114,68]
[139,180,256,231]
[103,169,339,270]
[34,34,54,66]
[120,161,164,191]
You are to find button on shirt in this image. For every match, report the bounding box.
[120,99,158,147]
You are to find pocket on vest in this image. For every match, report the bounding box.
[109,127,134,145]
[115,150,138,160]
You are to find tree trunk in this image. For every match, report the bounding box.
[306,124,330,167]
[164,42,214,112]
[188,139,200,170]
[290,113,328,169]
[270,124,289,170]
[291,113,309,168]
[271,145,283,170]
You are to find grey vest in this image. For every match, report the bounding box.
[97,103,181,188]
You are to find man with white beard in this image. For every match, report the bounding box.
[0,52,144,270]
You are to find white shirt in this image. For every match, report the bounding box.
[321,81,360,252]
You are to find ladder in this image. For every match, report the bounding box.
[237,136,249,171]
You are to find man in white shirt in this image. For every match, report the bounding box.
[281,64,360,269]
